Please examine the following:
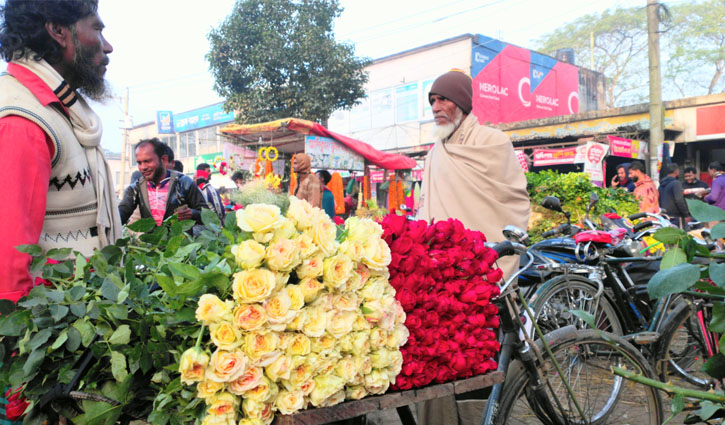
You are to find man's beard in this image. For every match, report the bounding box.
[432,108,464,141]
[631,175,639,183]
[65,32,111,102]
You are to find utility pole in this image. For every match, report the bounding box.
[647,0,664,183]
[119,87,130,192]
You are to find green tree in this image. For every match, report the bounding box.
[206,0,369,123]
[663,0,724,97]
[535,7,649,108]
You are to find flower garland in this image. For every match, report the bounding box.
[179,198,407,424]
[382,214,501,390]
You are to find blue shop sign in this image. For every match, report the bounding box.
[174,103,235,133]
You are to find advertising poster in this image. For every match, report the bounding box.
[533,146,578,166]
[515,150,529,171]
[581,142,609,186]
[471,35,579,125]
[607,135,648,159]
[395,82,419,123]
[156,111,174,134]
[305,136,365,171]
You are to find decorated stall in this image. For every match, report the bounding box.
[218,118,416,215]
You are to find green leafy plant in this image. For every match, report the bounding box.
[0,210,238,425]
[526,170,640,242]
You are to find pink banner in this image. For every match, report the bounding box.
[515,151,529,172]
[533,147,578,166]
[471,35,579,125]
[607,135,647,159]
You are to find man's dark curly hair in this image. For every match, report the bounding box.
[0,0,99,63]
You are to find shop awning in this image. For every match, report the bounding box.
[220,118,417,170]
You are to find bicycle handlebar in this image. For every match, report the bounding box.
[632,220,655,232]
[628,212,648,220]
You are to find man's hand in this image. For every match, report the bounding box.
[175,206,192,221]
[611,176,619,187]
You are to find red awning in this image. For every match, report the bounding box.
[220,118,417,170]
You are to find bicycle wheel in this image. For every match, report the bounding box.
[494,329,663,425]
[529,275,624,337]
[656,298,713,388]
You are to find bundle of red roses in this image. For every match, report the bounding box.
[382,214,502,390]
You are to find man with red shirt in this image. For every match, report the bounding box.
[0,0,121,301]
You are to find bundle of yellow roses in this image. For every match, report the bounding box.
[179,197,408,425]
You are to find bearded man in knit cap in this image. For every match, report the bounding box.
[294,153,323,208]
[417,70,530,424]
[0,0,122,302]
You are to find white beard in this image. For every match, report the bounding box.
[432,108,464,141]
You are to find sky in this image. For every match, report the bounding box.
[2,0,649,153]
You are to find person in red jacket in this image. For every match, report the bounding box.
[0,0,120,301]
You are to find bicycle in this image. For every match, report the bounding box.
[481,239,664,425]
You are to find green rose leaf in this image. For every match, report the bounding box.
[568,309,595,329]
[710,262,725,287]
[69,285,86,301]
[46,289,65,303]
[70,302,87,317]
[687,199,725,222]
[201,208,221,231]
[0,310,30,336]
[697,400,721,421]
[127,217,157,233]
[0,299,16,315]
[709,303,725,333]
[653,227,685,244]
[168,262,201,281]
[101,277,121,302]
[50,330,69,352]
[23,348,45,377]
[224,210,237,230]
[65,326,82,352]
[16,244,42,256]
[28,328,52,351]
[109,325,132,345]
[46,247,73,261]
[75,253,87,280]
[670,393,684,415]
[647,263,700,299]
[155,274,178,297]
[711,222,725,240]
[73,319,96,347]
[49,304,70,322]
[660,247,687,270]
[702,352,725,380]
[111,351,128,382]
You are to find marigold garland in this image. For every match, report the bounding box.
[329,172,345,215]
[289,155,298,195]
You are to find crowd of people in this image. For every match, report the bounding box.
[610,160,725,228]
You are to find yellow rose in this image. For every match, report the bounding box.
[197,379,225,399]
[286,333,311,356]
[364,369,390,395]
[370,349,394,369]
[298,379,315,396]
[236,204,284,234]
[231,240,266,270]
[243,376,274,402]
[334,355,359,383]
[201,413,236,425]
[388,350,404,376]
[265,354,293,382]
[332,293,359,312]
[209,321,242,350]
[179,347,209,385]
[298,278,324,302]
[302,306,329,338]
[362,238,391,271]
[369,328,388,350]
[328,310,356,339]
[352,313,372,332]
[285,361,313,388]
[344,217,383,242]
[275,389,305,415]
[389,324,410,348]
[206,391,238,417]
[360,299,384,324]
[346,385,368,400]
[359,276,387,301]
[195,294,233,325]
[359,355,373,375]
[310,334,337,354]
[233,304,266,331]
[322,254,353,291]
[228,366,264,395]
[264,290,296,329]
[271,218,297,243]
[309,374,345,407]
[319,389,345,408]
[295,233,319,259]
[339,239,365,263]
[287,196,316,230]
[232,268,276,303]
[207,349,248,383]
[286,285,305,310]
[243,331,280,363]
[238,419,265,425]
[379,295,403,331]
[265,238,300,272]
[296,254,324,280]
[350,331,371,356]
[309,214,338,257]
[275,272,290,291]
[285,309,308,332]
[242,398,274,423]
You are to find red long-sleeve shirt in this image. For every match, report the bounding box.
[0,63,61,302]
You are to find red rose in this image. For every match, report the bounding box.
[4,388,28,421]
[391,235,415,255]
[486,268,503,284]
[482,248,499,265]
[333,216,345,225]
[397,288,417,311]
[407,220,429,243]
[383,213,408,238]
